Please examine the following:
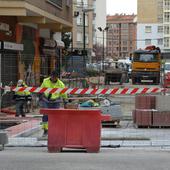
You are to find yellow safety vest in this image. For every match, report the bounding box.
[40,77,67,100]
[15,83,30,96]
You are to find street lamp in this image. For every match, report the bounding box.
[98,26,109,72]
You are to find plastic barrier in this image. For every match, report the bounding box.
[40,108,111,153]
[2,86,164,95]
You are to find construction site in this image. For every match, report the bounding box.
[1,47,170,152]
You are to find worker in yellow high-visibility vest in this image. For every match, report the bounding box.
[40,70,68,136]
[14,80,31,117]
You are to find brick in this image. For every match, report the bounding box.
[135,95,156,110]
[153,111,170,126]
[135,109,152,126]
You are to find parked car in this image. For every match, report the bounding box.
[164,62,170,74]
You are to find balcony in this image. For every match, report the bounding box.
[0,0,72,32]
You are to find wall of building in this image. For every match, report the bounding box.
[72,0,94,58]
[25,0,72,23]
[137,0,159,23]
[137,23,163,49]
[106,15,137,59]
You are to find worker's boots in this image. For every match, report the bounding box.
[43,129,48,137]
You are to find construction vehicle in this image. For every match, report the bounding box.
[104,60,130,85]
[131,45,161,84]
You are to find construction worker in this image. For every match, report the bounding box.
[14,80,30,117]
[40,70,68,136]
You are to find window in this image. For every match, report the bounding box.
[145,26,152,33]
[47,0,62,8]
[164,37,170,48]
[123,41,127,45]
[85,34,89,44]
[157,38,163,45]
[77,33,82,42]
[77,15,82,25]
[145,39,151,45]
[164,12,170,22]
[157,0,163,23]
[77,14,88,26]
[111,24,119,29]
[122,47,128,51]
[134,54,158,62]
[121,24,128,29]
[164,25,170,34]
[77,0,88,7]
[164,0,170,10]
[157,26,163,33]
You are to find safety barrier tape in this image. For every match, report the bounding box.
[1,86,165,95]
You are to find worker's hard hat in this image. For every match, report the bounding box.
[50,70,58,77]
[17,79,24,85]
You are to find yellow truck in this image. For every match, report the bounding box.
[131,46,161,84]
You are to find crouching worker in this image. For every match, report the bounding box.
[13,80,28,117]
[40,70,68,136]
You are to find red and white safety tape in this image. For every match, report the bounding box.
[1,86,165,95]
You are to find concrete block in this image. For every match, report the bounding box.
[101,104,123,120]
[156,96,170,111]
[0,132,8,150]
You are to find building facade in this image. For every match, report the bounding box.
[0,0,73,108]
[106,14,137,60]
[72,0,94,59]
[137,0,170,53]
[0,0,72,87]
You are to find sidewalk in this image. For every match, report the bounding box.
[5,120,170,148]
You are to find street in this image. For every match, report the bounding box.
[0,147,170,170]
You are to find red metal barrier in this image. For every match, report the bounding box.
[40,109,111,153]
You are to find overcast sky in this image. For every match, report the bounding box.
[107,0,137,15]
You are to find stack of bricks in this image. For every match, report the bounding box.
[133,95,170,127]
[133,95,155,127]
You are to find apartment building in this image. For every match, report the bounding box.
[137,0,170,53]
[0,0,72,86]
[72,0,94,58]
[107,14,137,60]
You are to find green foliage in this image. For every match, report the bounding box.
[86,69,100,77]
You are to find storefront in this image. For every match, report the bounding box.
[0,41,24,85]
[0,41,24,108]
[16,24,40,86]
[39,37,65,81]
